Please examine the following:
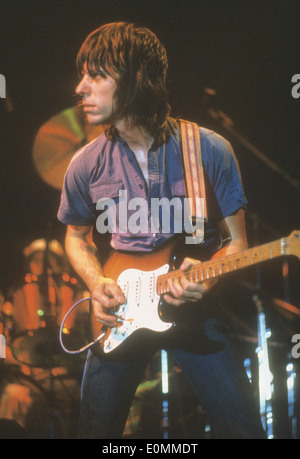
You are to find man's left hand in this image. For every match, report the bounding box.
[163,257,216,306]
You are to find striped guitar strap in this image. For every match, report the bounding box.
[179,119,207,244]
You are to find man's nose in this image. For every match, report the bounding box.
[76,75,90,96]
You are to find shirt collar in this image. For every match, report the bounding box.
[104,117,178,149]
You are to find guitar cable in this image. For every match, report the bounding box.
[59,297,107,355]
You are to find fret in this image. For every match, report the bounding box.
[269,242,276,259]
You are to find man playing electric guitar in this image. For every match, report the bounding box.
[57,22,266,439]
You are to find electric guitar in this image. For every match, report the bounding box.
[85,231,300,358]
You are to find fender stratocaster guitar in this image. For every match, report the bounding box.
[86,231,300,358]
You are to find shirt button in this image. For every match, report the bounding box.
[138,184,143,189]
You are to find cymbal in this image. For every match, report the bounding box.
[33,106,103,190]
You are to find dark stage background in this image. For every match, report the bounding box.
[0,0,300,439]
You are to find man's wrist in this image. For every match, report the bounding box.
[84,267,105,292]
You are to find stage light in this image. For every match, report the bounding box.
[161,350,169,394]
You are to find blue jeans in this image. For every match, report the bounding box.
[78,317,265,439]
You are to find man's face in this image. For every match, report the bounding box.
[76,68,118,125]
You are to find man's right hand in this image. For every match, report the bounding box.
[64,225,125,327]
[91,278,125,327]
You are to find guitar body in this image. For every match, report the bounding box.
[89,237,179,359]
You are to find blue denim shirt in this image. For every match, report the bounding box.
[57,118,247,252]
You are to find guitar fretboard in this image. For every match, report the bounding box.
[156,236,295,295]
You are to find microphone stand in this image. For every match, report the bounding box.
[207,106,300,190]
[161,350,169,439]
[252,293,274,438]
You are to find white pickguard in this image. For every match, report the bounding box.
[103,264,172,353]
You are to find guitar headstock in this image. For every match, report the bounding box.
[286,231,300,259]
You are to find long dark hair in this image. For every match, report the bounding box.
[76,22,170,137]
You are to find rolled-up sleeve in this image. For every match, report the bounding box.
[57,151,95,226]
[202,130,247,219]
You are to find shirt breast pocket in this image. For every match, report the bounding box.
[90,181,125,234]
[89,181,124,204]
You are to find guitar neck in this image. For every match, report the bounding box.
[156,236,291,295]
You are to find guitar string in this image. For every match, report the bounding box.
[157,238,300,293]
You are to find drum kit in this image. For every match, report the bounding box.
[0,106,103,438]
